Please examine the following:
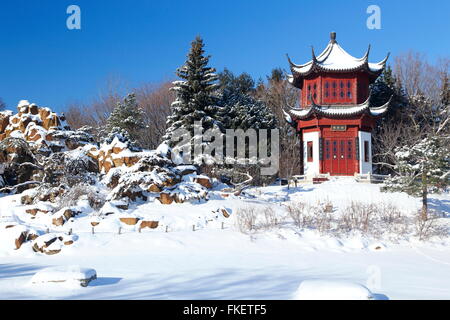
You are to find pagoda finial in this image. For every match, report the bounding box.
[330,32,337,43]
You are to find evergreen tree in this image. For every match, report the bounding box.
[383,135,450,220]
[370,65,408,121]
[218,68,255,95]
[163,36,222,147]
[217,69,276,130]
[105,93,145,144]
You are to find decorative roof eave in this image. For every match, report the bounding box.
[285,93,392,120]
[286,33,390,87]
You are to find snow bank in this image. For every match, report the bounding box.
[293,280,374,300]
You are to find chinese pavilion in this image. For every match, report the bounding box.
[284,32,392,177]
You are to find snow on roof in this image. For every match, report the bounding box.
[286,94,392,120]
[288,32,389,77]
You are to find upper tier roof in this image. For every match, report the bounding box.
[287,32,390,88]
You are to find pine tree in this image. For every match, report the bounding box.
[163,36,222,147]
[383,135,450,220]
[217,69,276,130]
[105,93,146,144]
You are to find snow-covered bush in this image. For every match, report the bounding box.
[415,212,448,240]
[235,207,257,233]
[339,202,375,234]
[286,202,320,229]
[56,183,105,211]
[283,200,445,241]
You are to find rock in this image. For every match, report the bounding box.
[0,113,10,132]
[27,231,39,241]
[15,231,28,250]
[157,192,174,205]
[44,248,61,255]
[63,240,74,246]
[195,177,212,189]
[119,217,140,225]
[220,208,230,218]
[139,221,159,230]
[147,184,161,193]
[90,221,100,227]
[173,194,185,204]
[25,208,49,216]
[30,266,97,287]
[63,209,76,220]
[52,216,64,226]
[32,234,72,254]
[112,201,129,210]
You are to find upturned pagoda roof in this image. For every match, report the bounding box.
[287,32,390,88]
[284,92,392,121]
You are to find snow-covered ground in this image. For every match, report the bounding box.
[1,177,449,300]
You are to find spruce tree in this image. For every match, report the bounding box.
[217,69,276,130]
[383,135,450,220]
[163,36,222,147]
[105,93,146,144]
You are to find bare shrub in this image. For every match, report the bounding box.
[376,203,409,236]
[235,207,257,233]
[57,183,106,211]
[286,202,315,229]
[340,202,375,234]
[261,206,279,230]
[315,208,333,235]
[415,212,448,240]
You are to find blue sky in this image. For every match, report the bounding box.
[0,0,448,112]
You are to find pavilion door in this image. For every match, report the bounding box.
[323,138,355,175]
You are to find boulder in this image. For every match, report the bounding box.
[25,208,49,216]
[52,216,64,226]
[63,209,76,220]
[139,221,159,230]
[158,192,174,205]
[15,231,28,249]
[30,266,97,287]
[194,177,212,189]
[147,184,161,193]
[21,195,34,205]
[32,234,75,254]
[26,231,39,241]
[119,217,140,225]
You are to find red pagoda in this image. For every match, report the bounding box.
[285,32,392,177]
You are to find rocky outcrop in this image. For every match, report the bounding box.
[32,233,76,255]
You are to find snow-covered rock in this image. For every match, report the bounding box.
[292,280,374,300]
[30,266,97,287]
